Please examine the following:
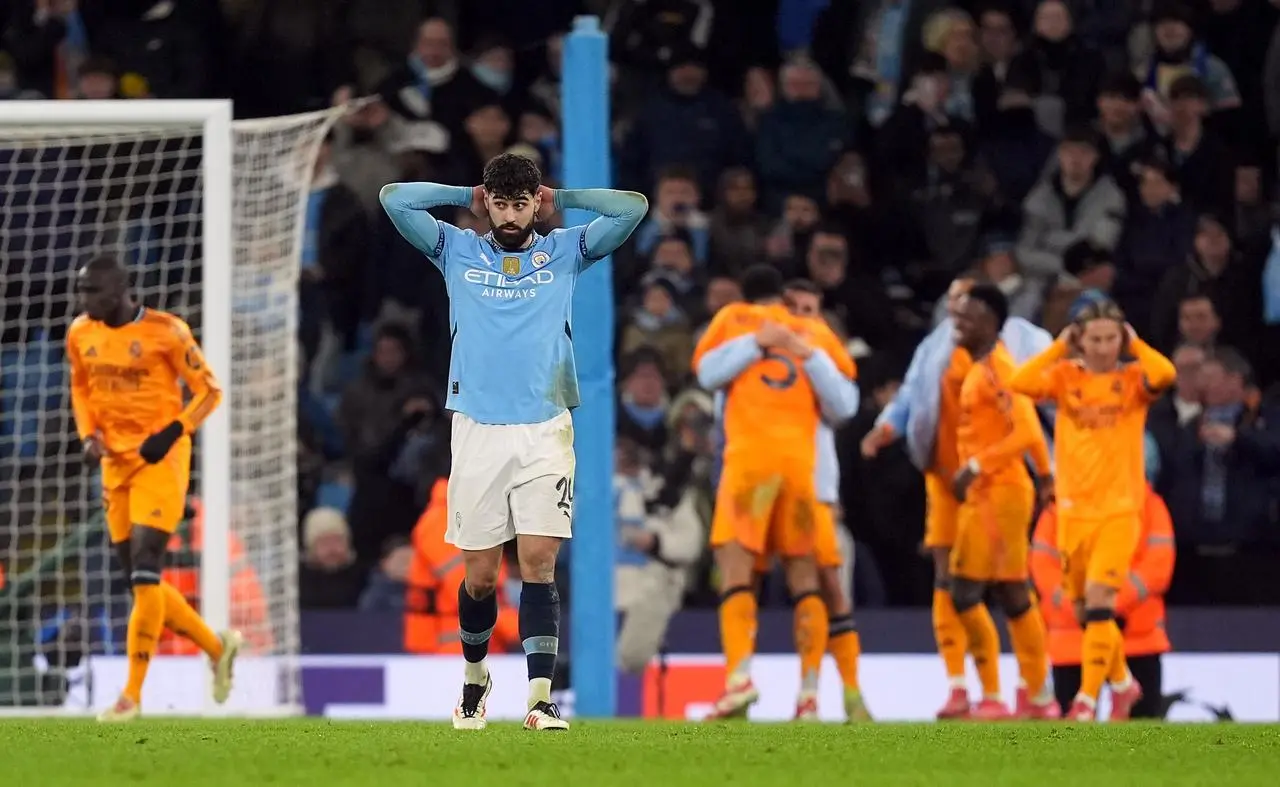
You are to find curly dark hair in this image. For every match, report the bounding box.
[482,153,542,200]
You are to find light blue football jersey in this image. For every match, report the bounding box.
[380,182,648,426]
[432,224,588,425]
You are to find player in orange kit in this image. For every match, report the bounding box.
[67,255,242,722]
[693,265,857,719]
[1009,298,1176,721]
[949,285,1057,720]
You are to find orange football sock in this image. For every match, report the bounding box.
[719,589,757,680]
[794,594,829,693]
[1007,606,1049,697]
[161,582,224,661]
[123,584,167,704]
[958,603,1001,698]
[932,588,968,680]
[1107,622,1131,686]
[1078,620,1117,702]
[827,618,862,692]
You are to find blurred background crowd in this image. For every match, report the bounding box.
[2,0,1280,638]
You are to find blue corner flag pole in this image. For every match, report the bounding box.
[562,15,616,718]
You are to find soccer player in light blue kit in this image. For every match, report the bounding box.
[379,153,648,731]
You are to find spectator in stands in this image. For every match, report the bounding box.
[617,348,671,456]
[978,63,1056,210]
[1014,0,1105,135]
[330,93,406,216]
[1113,157,1196,332]
[1151,213,1261,356]
[1040,241,1117,335]
[901,124,997,298]
[640,234,703,318]
[971,4,1024,130]
[708,167,769,278]
[1149,343,1209,439]
[972,236,1043,324]
[298,507,366,609]
[74,55,118,100]
[877,54,956,196]
[528,33,564,119]
[618,45,749,200]
[1154,348,1280,552]
[924,8,980,123]
[1231,162,1272,255]
[379,17,495,138]
[1175,294,1222,351]
[1139,2,1241,128]
[357,536,414,613]
[764,193,822,275]
[1159,76,1234,218]
[468,35,516,103]
[809,0,948,127]
[738,66,775,132]
[227,0,348,117]
[803,225,897,352]
[301,134,371,385]
[1017,125,1126,290]
[693,275,742,342]
[754,56,849,211]
[629,167,710,267]
[614,397,710,673]
[1094,71,1157,203]
[457,102,513,183]
[824,149,906,281]
[337,321,438,566]
[619,272,696,382]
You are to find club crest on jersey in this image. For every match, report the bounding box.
[532,251,551,268]
[129,341,143,359]
[502,256,521,276]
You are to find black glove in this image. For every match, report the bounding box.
[139,421,184,464]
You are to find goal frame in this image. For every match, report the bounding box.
[0,101,234,652]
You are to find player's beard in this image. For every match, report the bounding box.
[492,220,535,250]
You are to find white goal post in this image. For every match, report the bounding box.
[0,101,339,714]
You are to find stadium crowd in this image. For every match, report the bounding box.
[2,0,1280,632]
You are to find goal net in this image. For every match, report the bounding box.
[0,102,339,714]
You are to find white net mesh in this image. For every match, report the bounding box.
[0,106,338,712]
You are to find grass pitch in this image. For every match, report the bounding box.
[4,720,1279,786]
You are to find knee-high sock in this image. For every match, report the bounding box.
[1107,622,1132,686]
[719,588,757,682]
[827,614,862,692]
[519,582,560,706]
[957,603,1001,698]
[932,588,969,681]
[123,583,166,703]
[794,593,829,693]
[160,582,223,660]
[458,581,499,684]
[1007,606,1049,697]
[1078,612,1119,703]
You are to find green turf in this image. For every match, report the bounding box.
[4,720,1280,786]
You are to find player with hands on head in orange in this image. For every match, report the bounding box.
[1009,299,1176,721]
[949,285,1057,720]
[68,255,242,722]
[693,265,858,720]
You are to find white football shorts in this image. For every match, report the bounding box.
[446,409,576,550]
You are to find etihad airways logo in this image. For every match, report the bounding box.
[464,268,555,299]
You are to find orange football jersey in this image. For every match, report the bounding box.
[67,308,222,455]
[933,347,972,480]
[693,302,855,468]
[957,343,1045,488]
[1010,342,1163,519]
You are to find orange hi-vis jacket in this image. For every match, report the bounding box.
[404,479,519,654]
[157,497,273,655]
[1029,486,1175,665]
